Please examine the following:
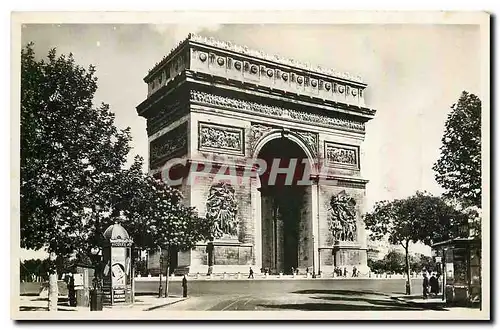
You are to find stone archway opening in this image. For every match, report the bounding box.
[257,136,312,275]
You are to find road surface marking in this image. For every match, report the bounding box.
[221,295,248,311]
[242,297,253,306]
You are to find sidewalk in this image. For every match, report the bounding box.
[18,295,187,312]
[391,294,448,310]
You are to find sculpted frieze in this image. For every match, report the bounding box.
[191,90,365,133]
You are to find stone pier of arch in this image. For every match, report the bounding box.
[136,34,377,276]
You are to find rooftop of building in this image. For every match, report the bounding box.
[145,33,364,84]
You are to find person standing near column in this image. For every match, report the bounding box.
[182,275,188,298]
[422,272,429,299]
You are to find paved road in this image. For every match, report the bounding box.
[136,278,423,296]
[138,279,438,311]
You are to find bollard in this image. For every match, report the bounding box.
[237,272,241,279]
[196,272,199,279]
[223,272,226,279]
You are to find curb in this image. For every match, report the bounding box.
[143,297,188,311]
[390,295,447,310]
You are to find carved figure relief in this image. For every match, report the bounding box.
[328,190,357,242]
[206,182,239,240]
[199,122,244,155]
[294,130,318,159]
[250,124,274,155]
[325,142,359,169]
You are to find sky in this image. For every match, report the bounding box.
[19,23,481,259]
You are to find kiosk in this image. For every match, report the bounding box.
[102,223,133,305]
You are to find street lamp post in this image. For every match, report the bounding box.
[442,248,447,302]
[90,246,103,311]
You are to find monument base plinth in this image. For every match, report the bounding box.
[319,242,369,276]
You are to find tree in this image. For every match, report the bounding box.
[20,42,213,308]
[433,91,481,209]
[114,167,212,297]
[410,254,437,274]
[364,191,465,295]
[21,43,134,310]
[382,250,405,274]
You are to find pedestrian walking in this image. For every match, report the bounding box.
[248,267,254,279]
[429,272,439,296]
[352,266,357,277]
[343,267,347,277]
[422,272,429,299]
[67,273,76,307]
[182,275,188,298]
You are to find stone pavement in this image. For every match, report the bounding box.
[18,295,187,312]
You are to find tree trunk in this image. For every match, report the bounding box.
[164,247,170,298]
[48,271,58,311]
[405,243,411,295]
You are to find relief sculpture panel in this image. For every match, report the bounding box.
[325,142,359,169]
[206,182,239,240]
[149,122,188,169]
[328,190,358,243]
[199,122,244,156]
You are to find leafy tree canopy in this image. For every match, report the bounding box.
[433,91,481,209]
[364,191,467,248]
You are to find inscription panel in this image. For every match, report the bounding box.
[198,122,245,156]
[324,142,360,170]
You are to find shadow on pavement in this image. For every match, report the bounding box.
[19,306,47,311]
[292,289,389,296]
[277,289,448,311]
[257,302,424,311]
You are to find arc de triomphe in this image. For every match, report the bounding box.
[136,34,376,276]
